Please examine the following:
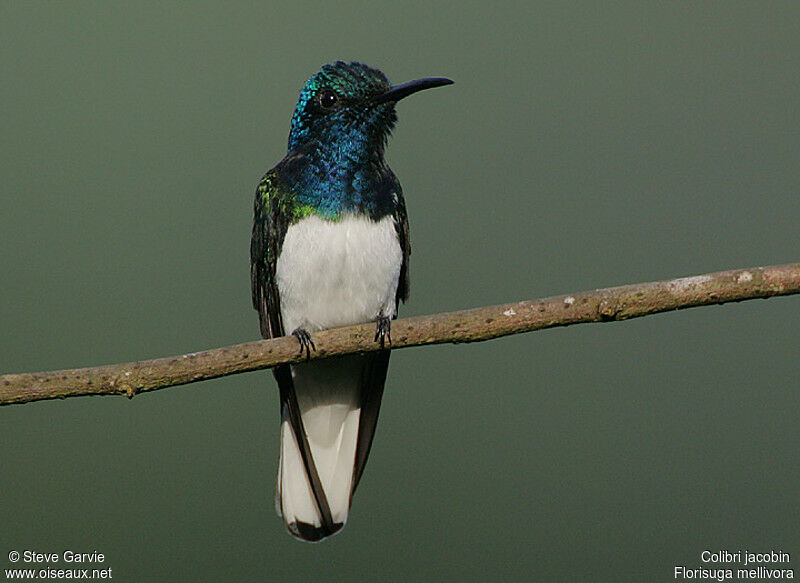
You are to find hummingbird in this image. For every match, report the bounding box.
[250,61,452,542]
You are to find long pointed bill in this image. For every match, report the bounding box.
[372,77,454,105]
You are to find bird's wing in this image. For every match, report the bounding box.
[391,177,411,307]
[250,169,291,340]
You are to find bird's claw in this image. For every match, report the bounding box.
[292,328,316,360]
[374,316,391,348]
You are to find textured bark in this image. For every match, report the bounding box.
[2,263,798,406]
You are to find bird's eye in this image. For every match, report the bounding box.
[318,89,338,109]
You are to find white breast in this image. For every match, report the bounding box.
[275,214,403,333]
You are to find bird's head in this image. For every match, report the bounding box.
[287,61,452,158]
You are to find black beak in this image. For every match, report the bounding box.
[372,77,454,106]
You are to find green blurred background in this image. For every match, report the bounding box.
[2,2,798,581]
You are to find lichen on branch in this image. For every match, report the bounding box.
[2,263,798,406]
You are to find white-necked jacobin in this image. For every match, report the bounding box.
[250,61,452,542]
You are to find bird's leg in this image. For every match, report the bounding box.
[374,315,392,348]
[291,328,316,360]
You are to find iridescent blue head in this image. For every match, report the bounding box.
[288,61,453,160]
[283,61,452,218]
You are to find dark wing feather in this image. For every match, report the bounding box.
[352,350,391,493]
[251,170,290,340]
[390,175,411,307]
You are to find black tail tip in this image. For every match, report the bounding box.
[287,520,344,543]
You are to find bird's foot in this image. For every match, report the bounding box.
[374,316,392,348]
[292,328,316,360]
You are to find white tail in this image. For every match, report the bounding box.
[276,355,365,541]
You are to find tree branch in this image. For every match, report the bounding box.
[2,263,798,406]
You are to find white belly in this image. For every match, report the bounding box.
[275,214,402,333]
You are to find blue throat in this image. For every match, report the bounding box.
[285,110,396,220]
